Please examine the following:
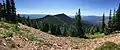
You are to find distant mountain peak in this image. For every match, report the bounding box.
[36,13,75,25]
[54,13,69,17]
[46,15,52,17]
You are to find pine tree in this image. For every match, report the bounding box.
[75,9,86,38]
[6,0,11,21]
[56,26,62,36]
[10,0,16,22]
[113,3,120,31]
[0,3,2,19]
[2,0,6,19]
[67,25,74,37]
[105,10,113,35]
[22,16,26,25]
[102,13,105,33]
[50,24,56,35]
[35,20,39,29]
[113,9,116,22]
[30,20,33,27]
[63,28,67,36]
[27,16,30,26]
[90,26,94,35]
[17,14,21,22]
[95,27,100,33]
[109,10,112,23]
[41,23,49,32]
[108,10,112,30]
[27,16,30,21]
[111,9,116,31]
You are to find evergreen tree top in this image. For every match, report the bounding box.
[117,3,120,12]
[114,9,116,14]
[0,3,2,9]
[78,9,81,15]
[119,3,120,9]
[103,13,105,16]
[109,9,112,21]
[109,9,112,15]
[2,0,5,4]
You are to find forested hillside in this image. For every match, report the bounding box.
[36,14,74,25]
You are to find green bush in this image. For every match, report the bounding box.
[0,22,43,43]
[86,32,105,39]
[6,30,14,37]
[0,22,11,30]
[95,41,120,50]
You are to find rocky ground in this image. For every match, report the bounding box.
[0,22,120,50]
[19,23,120,50]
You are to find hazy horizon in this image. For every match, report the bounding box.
[19,13,109,17]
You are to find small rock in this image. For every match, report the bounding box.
[3,43,6,46]
[25,38,28,41]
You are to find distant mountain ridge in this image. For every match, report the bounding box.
[36,13,75,25]
[20,14,109,26]
[20,14,46,19]
[34,13,94,29]
[82,16,109,24]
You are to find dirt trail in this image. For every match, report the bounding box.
[19,23,120,50]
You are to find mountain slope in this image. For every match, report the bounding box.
[39,15,67,25]
[36,14,75,25]
[20,14,109,26]
[0,22,44,50]
[54,14,75,24]
[0,22,120,50]
[20,22,120,50]
[36,14,93,27]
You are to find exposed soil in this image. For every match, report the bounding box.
[1,23,120,50]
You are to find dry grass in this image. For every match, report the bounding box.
[1,22,120,50]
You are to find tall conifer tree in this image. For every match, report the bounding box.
[113,9,116,22]
[105,10,113,35]
[108,10,112,28]
[6,0,11,21]
[102,13,105,33]
[10,0,16,22]
[109,10,112,22]
[0,2,2,19]
[2,0,6,19]
[114,3,120,30]
[75,9,86,38]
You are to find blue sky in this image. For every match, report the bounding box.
[15,0,120,16]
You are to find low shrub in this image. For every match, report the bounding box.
[95,41,120,50]
[86,32,105,39]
